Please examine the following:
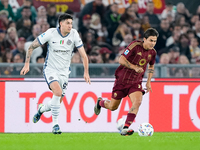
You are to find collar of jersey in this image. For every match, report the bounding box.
[57,27,70,38]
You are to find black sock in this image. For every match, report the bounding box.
[123,126,128,129]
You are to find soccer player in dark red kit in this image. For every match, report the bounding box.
[94,28,159,136]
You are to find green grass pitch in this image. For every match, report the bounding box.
[0,132,200,150]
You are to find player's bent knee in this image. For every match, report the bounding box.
[109,106,118,111]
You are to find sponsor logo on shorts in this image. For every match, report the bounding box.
[124,49,129,55]
[114,92,117,97]
[63,83,68,89]
[138,84,141,88]
[49,76,54,80]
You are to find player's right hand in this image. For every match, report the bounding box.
[20,64,30,75]
[134,66,144,73]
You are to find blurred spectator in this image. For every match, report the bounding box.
[181,23,190,34]
[112,23,131,46]
[12,37,26,60]
[1,48,13,75]
[129,2,140,19]
[190,14,199,29]
[119,34,133,47]
[143,1,160,28]
[89,48,103,63]
[16,0,37,22]
[155,19,171,56]
[37,6,47,19]
[196,5,200,19]
[10,53,24,75]
[90,13,108,42]
[175,15,186,27]
[16,6,32,30]
[120,6,136,29]
[78,0,105,29]
[30,55,44,76]
[189,37,200,63]
[5,27,18,50]
[82,31,98,55]
[8,20,16,29]
[27,24,41,42]
[41,22,50,33]
[0,29,9,56]
[108,53,116,64]
[104,3,121,44]
[161,1,176,20]
[0,0,15,21]
[71,52,82,63]
[17,18,32,39]
[141,15,151,32]
[131,19,143,41]
[99,47,112,63]
[0,10,9,30]
[166,30,181,47]
[168,45,180,64]
[78,14,98,40]
[178,34,191,62]
[187,29,196,42]
[175,2,191,23]
[171,55,191,77]
[2,48,12,62]
[36,17,48,26]
[194,20,200,40]
[159,53,170,64]
[47,3,58,28]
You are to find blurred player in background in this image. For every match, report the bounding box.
[94,28,158,136]
[20,13,90,134]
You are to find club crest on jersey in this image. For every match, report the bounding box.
[124,49,129,55]
[148,54,152,60]
[67,39,72,45]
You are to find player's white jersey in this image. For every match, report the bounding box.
[37,28,83,73]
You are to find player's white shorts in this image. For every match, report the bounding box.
[43,67,71,96]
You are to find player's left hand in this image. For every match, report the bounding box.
[84,72,91,84]
[145,82,152,93]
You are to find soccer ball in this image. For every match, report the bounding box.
[116,118,125,131]
[138,123,154,136]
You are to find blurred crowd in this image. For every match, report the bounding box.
[0,0,200,77]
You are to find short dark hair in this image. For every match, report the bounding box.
[58,13,73,25]
[36,55,44,62]
[143,28,159,39]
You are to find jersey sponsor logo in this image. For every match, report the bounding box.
[137,52,142,56]
[40,33,45,37]
[60,40,64,45]
[53,50,69,53]
[67,39,72,45]
[124,49,129,55]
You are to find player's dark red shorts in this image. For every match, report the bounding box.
[112,79,145,100]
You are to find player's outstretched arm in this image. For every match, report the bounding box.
[20,38,41,75]
[77,46,91,84]
[119,55,144,73]
[146,64,154,93]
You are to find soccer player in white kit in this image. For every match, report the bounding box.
[20,13,91,134]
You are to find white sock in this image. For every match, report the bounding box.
[40,100,51,113]
[51,95,61,127]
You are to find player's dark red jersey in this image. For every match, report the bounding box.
[115,40,156,84]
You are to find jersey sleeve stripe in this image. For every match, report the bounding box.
[76,44,83,48]
[128,42,141,50]
[37,37,42,45]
